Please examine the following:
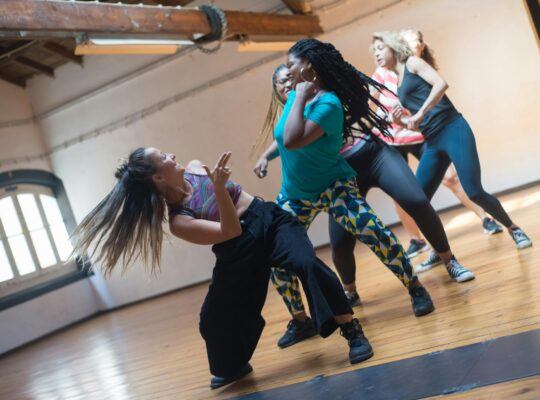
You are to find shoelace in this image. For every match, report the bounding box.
[411,286,426,298]
[513,230,528,242]
[447,260,466,277]
[424,252,440,264]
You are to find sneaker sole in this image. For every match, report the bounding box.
[413,303,435,317]
[277,329,318,349]
[210,364,253,389]
[453,272,476,283]
[407,244,431,259]
[516,241,533,250]
[350,349,374,364]
[414,261,443,273]
[484,228,503,235]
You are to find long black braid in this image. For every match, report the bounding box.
[288,38,391,143]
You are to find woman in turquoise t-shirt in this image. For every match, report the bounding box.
[260,39,435,350]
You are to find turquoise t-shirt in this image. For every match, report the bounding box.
[274,90,356,201]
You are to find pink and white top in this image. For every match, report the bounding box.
[371,67,425,146]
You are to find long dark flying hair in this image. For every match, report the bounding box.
[288,38,391,142]
[71,147,166,276]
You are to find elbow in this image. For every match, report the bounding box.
[224,225,242,240]
[439,80,449,92]
[284,137,300,150]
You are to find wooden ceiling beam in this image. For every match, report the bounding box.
[12,56,54,77]
[42,42,83,65]
[0,71,26,87]
[281,0,312,14]
[0,0,322,38]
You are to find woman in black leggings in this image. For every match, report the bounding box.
[371,31,532,271]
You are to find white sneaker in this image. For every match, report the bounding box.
[446,258,475,283]
[511,228,533,249]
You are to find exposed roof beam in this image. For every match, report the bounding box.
[12,56,54,77]
[282,0,312,14]
[154,0,196,5]
[42,42,83,65]
[0,71,26,87]
[0,0,322,38]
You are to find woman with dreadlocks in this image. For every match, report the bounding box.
[253,38,436,349]
[254,47,472,348]
[72,149,377,390]
[371,31,532,261]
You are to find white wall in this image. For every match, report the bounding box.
[0,80,51,173]
[0,81,100,354]
[21,0,539,311]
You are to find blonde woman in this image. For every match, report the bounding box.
[371,31,532,268]
[370,29,503,271]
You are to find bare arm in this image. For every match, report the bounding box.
[284,82,325,150]
[405,56,449,130]
[169,152,242,245]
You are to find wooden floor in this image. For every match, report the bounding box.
[1,186,539,400]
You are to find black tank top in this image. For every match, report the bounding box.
[398,65,460,138]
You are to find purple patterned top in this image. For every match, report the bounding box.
[168,172,242,222]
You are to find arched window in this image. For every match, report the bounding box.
[0,170,90,309]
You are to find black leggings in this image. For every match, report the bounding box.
[200,199,351,377]
[416,115,513,227]
[328,138,450,285]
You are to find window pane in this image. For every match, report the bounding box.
[0,197,22,236]
[18,194,44,231]
[50,223,73,261]
[30,228,57,268]
[40,195,64,225]
[0,240,14,282]
[8,234,36,275]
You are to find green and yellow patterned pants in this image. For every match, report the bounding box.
[270,179,416,316]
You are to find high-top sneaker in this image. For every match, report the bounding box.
[340,318,374,364]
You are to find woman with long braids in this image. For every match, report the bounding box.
[72,149,379,389]
[255,58,474,348]
[371,29,503,263]
[371,31,532,271]
[253,38,434,349]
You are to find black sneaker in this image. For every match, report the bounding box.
[510,228,533,249]
[406,239,430,258]
[482,218,503,235]
[408,285,435,316]
[277,317,317,348]
[340,318,374,364]
[210,363,253,389]
[345,290,361,307]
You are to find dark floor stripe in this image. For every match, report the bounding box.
[230,329,540,400]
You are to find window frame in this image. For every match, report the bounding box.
[0,169,92,311]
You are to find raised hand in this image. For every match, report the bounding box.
[295,81,317,100]
[203,152,232,188]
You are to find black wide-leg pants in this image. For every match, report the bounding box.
[199,198,352,377]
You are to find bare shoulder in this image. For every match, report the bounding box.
[186,160,206,175]
[187,160,203,168]
[406,56,424,72]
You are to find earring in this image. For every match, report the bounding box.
[300,67,317,83]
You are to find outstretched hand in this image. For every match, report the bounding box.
[203,152,232,187]
[253,157,268,179]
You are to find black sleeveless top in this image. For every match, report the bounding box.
[398,65,460,138]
